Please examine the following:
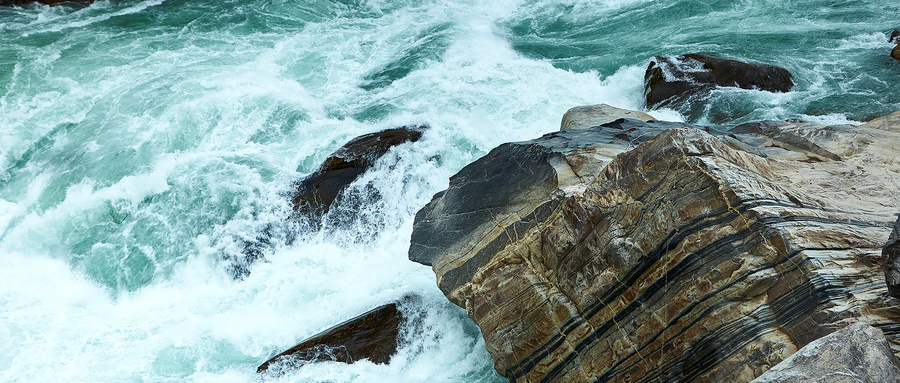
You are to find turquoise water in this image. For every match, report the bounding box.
[0,0,897,381]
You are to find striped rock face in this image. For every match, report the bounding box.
[409,111,900,382]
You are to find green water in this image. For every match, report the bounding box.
[0,0,898,381]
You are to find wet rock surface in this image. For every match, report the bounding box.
[644,54,794,109]
[751,322,900,383]
[292,125,426,217]
[227,125,426,278]
[410,106,900,382]
[257,298,412,374]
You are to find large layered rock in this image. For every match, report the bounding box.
[750,322,900,383]
[409,107,900,382]
[644,54,794,109]
[257,298,413,375]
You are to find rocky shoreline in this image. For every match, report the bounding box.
[256,50,900,382]
[258,104,900,382]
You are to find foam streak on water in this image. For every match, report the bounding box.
[0,0,898,381]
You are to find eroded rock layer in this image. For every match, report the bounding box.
[410,109,900,382]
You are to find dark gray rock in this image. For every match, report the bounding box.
[884,214,900,298]
[890,29,900,44]
[751,322,900,383]
[257,296,417,375]
[644,54,794,109]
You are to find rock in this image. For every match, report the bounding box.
[292,125,426,216]
[257,297,413,374]
[227,125,426,279]
[892,44,900,62]
[751,322,900,383]
[560,104,656,131]
[890,29,900,44]
[409,117,720,267]
[409,107,900,382]
[644,54,794,109]
[884,214,900,298]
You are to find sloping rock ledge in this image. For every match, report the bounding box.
[409,105,900,382]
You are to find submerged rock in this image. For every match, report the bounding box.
[410,106,900,382]
[644,54,794,109]
[891,29,900,44]
[751,322,900,383]
[257,297,414,374]
[292,125,426,217]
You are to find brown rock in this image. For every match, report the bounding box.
[892,44,900,62]
[644,54,794,109]
[409,107,900,382]
[257,299,411,374]
[292,125,426,216]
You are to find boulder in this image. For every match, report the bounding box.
[884,214,900,298]
[751,322,900,383]
[890,29,900,44]
[892,44,900,62]
[560,104,656,131]
[644,54,794,109]
[227,125,426,279]
[292,125,426,217]
[257,298,413,374]
[409,107,900,382]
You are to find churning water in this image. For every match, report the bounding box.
[1,0,898,381]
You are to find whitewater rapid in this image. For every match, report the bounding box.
[1,0,898,381]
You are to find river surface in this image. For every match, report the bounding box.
[1,0,898,381]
